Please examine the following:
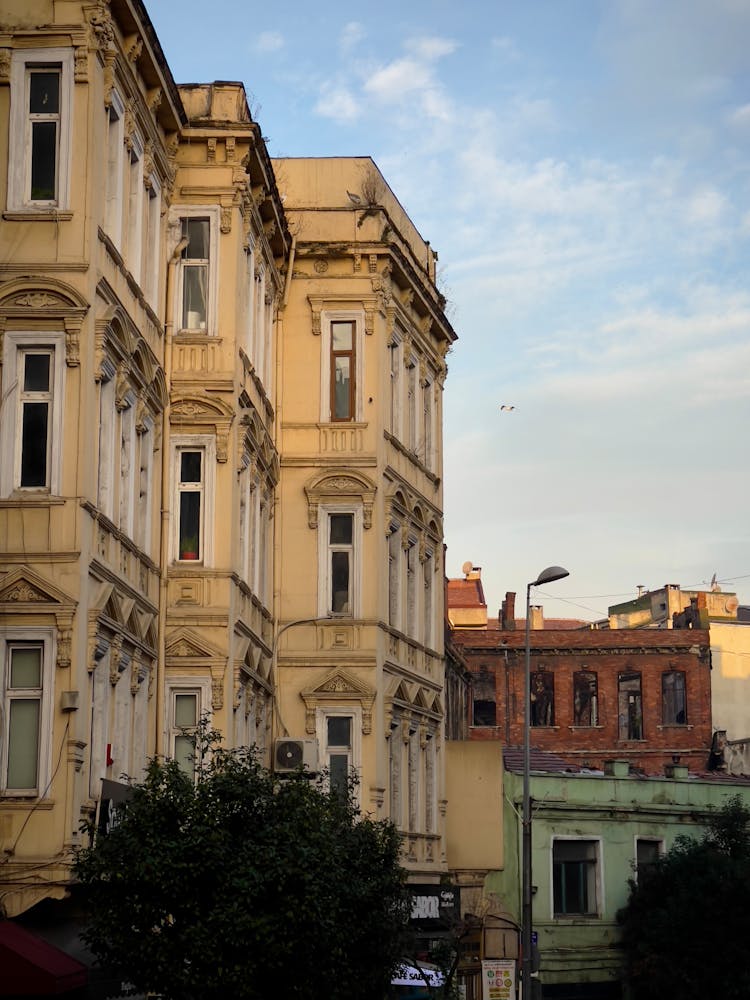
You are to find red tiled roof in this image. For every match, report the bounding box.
[447,578,486,609]
[488,616,588,631]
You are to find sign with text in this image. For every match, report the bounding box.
[409,884,460,927]
[482,959,516,1000]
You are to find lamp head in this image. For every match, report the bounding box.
[532,565,569,587]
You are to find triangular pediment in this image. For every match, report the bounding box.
[0,567,75,610]
[166,627,224,661]
[303,667,375,701]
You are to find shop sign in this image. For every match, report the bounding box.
[481,958,516,1000]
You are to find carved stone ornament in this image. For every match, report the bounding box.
[126,35,143,63]
[226,136,236,161]
[0,48,11,83]
[14,292,61,308]
[220,205,232,234]
[3,581,46,603]
[147,87,162,114]
[74,47,88,82]
[304,471,377,531]
[212,678,224,711]
[207,138,217,163]
[143,140,155,190]
[314,259,328,274]
[109,635,123,686]
[301,668,375,736]
[57,629,72,670]
[85,1,115,51]
[64,320,80,367]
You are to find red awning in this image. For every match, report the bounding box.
[0,921,88,995]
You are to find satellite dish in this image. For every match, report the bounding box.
[461,560,473,576]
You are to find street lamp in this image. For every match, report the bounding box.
[522,565,569,1000]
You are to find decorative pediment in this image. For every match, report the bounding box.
[301,668,376,736]
[0,568,76,669]
[166,627,225,664]
[0,276,89,367]
[170,395,235,463]
[304,469,377,530]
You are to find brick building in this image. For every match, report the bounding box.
[450,586,713,774]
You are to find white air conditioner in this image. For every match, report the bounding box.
[274,738,319,774]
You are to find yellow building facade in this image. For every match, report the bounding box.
[0,1,500,971]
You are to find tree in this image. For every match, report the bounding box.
[74,729,410,1000]
[617,795,750,1000]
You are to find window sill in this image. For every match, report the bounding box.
[4,209,73,222]
[657,723,693,730]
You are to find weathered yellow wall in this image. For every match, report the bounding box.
[446,742,504,870]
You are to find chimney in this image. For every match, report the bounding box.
[529,605,544,630]
[501,592,516,630]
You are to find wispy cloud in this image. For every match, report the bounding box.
[254,31,284,54]
[313,82,360,122]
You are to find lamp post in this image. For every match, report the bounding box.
[522,565,569,1000]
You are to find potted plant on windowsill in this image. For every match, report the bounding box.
[180,536,199,560]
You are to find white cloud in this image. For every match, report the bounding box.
[313,83,360,122]
[340,21,364,51]
[727,103,750,129]
[254,31,284,53]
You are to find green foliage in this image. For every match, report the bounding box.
[75,728,410,1000]
[617,795,750,1000]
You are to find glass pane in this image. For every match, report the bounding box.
[180,451,202,483]
[31,121,57,200]
[24,354,50,392]
[10,647,42,688]
[331,551,350,613]
[182,266,208,329]
[329,753,349,794]
[327,716,351,748]
[329,513,352,545]
[333,357,351,419]
[21,402,49,487]
[331,321,353,351]
[174,734,195,774]
[179,491,201,558]
[174,693,197,727]
[7,700,40,789]
[182,218,210,259]
[29,71,59,113]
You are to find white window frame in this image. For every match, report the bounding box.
[118,395,136,535]
[0,332,65,497]
[135,416,154,553]
[170,206,220,336]
[317,505,362,618]
[104,90,125,245]
[315,707,362,801]
[125,133,144,283]
[320,310,364,423]
[0,629,55,797]
[8,48,74,211]
[144,177,162,309]
[171,435,216,565]
[550,836,603,919]
[97,362,117,518]
[388,336,403,439]
[166,679,211,777]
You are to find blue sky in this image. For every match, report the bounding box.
[148,0,750,620]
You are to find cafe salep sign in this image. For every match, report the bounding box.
[481,959,516,1000]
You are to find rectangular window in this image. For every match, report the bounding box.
[177,449,203,561]
[473,666,496,726]
[618,672,643,740]
[531,670,554,727]
[28,68,60,202]
[330,320,355,420]
[126,138,144,283]
[422,377,433,468]
[553,840,599,916]
[388,525,401,629]
[662,671,687,724]
[181,217,210,331]
[104,94,125,245]
[170,690,199,775]
[1,633,53,797]
[573,671,599,726]
[325,715,353,795]
[389,339,401,438]
[18,350,53,488]
[329,513,353,613]
[636,838,662,882]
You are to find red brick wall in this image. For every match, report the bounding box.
[452,628,712,774]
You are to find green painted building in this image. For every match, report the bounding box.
[488,751,750,999]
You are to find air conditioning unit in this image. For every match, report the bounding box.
[274,738,319,775]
